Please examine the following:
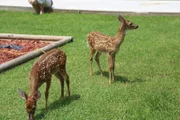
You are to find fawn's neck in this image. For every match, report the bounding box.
[115,24,127,46]
[29,64,40,96]
[29,76,39,96]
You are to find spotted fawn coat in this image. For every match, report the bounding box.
[87,15,138,84]
[19,49,70,120]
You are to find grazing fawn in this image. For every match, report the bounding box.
[87,15,138,84]
[18,49,70,120]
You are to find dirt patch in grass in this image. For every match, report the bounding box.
[0,39,50,64]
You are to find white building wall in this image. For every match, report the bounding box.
[0,0,180,13]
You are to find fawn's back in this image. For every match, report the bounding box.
[30,49,66,88]
[87,32,119,53]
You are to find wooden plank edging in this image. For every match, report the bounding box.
[0,34,73,73]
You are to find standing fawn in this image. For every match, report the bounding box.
[18,49,70,120]
[87,15,138,84]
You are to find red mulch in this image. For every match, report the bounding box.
[0,39,50,64]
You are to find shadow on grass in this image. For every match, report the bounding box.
[95,71,143,83]
[35,94,80,119]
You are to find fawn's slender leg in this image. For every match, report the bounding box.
[61,68,70,98]
[55,72,64,98]
[112,54,116,82]
[107,53,114,84]
[64,73,70,99]
[55,70,70,99]
[90,48,96,76]
[45,80,51,109]
[95,51,103,76]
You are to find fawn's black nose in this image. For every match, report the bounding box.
[135,26,139,29]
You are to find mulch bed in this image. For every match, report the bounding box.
[0,39,50,64]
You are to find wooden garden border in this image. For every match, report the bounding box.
[0,33,73,73]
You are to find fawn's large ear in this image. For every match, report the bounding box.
[118,15,125,23]
[18,88,28,100]
[34,91,41,101]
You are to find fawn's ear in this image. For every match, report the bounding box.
[34,91,41,101]
[18,88,28,100]
[118,15,125,23]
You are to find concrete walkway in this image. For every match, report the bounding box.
[0,0,180,14]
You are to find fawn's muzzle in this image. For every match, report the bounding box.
[135,26,139,29]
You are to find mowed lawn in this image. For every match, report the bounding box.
[0,11,180,120]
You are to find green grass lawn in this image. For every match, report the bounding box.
[0,10,180,120]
